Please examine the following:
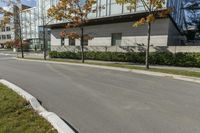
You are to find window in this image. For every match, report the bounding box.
[7,35,11,39]
[69,38,75,46]
[6,27,10,31]
[110,1,122,15]
[2,35,6,40]
[2,28,5,32]
[83,39,88,46]
[111,33,122,46]
[61,37,65,46]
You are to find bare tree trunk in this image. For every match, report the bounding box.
[18,9,24,58]
[20,38,24,58]
[81,27,84,63]
[43,26,46,60]
[146,22,151,69]
[41,0,47,60]
[19,24,24,58]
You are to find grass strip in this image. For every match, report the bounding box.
[0,84,57,133]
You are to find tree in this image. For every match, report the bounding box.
[48,0,96,63]
[39,0,56,60]
[0,0,25,58]
[116,0,171,69]
[21,0,55,60]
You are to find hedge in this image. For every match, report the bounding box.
[49,51,200,67]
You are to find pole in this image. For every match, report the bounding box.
[81,27,84,63]
[43,25,46,60]
[146,22,151,69]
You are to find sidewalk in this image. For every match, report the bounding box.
[19,52,200,73]
[17,52,45,59]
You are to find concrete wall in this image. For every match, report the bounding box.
[51,18,170,48]
[167,20,185,46]
[51,45,200,53]
[168,46,200,53]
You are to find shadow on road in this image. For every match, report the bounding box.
[61,118,80,133]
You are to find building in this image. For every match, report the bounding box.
[20,7,41,51]
[0,6,16,48]
[0,20,13,48]
[40,0,186,52]
[0,4,30,49]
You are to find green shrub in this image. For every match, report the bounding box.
[49,51,200,67]
[149,52,174,65]
[49,51,58,58]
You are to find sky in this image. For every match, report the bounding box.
[21,0,36,7]
[0,0,36,7]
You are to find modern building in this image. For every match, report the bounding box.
[39,0,186,52]
[20,7,41,50]
[0,20,13,48]
[0,6,16,48]
[0,4,30,49]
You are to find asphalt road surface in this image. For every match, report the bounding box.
[0,53,200,133]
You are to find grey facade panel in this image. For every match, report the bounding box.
[51,18,170,48]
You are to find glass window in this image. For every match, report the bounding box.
[110,0,122,15]
[83,39,88,46]
[2,35,6,40]
[61,37,65,46]
[136,1,146,12]
[99,0,107,17]
[69,38,75,46]
[7,35,11,39]
[2,28,5,32]
[111,33,122,46]
[88,4,97,18]
[6,27,10,31]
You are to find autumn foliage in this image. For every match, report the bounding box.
[115,0,172,69]
[48,0,96,39]
[116,0,171,26]
[48,0,96,63]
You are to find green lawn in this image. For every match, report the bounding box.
[0,84,57,133]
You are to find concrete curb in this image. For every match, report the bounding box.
[0,79,75,133]
[16,58,200,84]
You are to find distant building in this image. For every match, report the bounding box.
[0,19,13,48]
[20,7,41,51]
[0,4,30,48]
[0,6,16,48]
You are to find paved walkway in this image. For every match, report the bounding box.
[21,52,200,72]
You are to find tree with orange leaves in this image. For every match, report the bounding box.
[116,0,172,69]
[48,0,96,63]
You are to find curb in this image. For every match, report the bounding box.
[0,79,75,133]
[16,58,200,84]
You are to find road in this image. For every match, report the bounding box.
[0,53,200,133]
